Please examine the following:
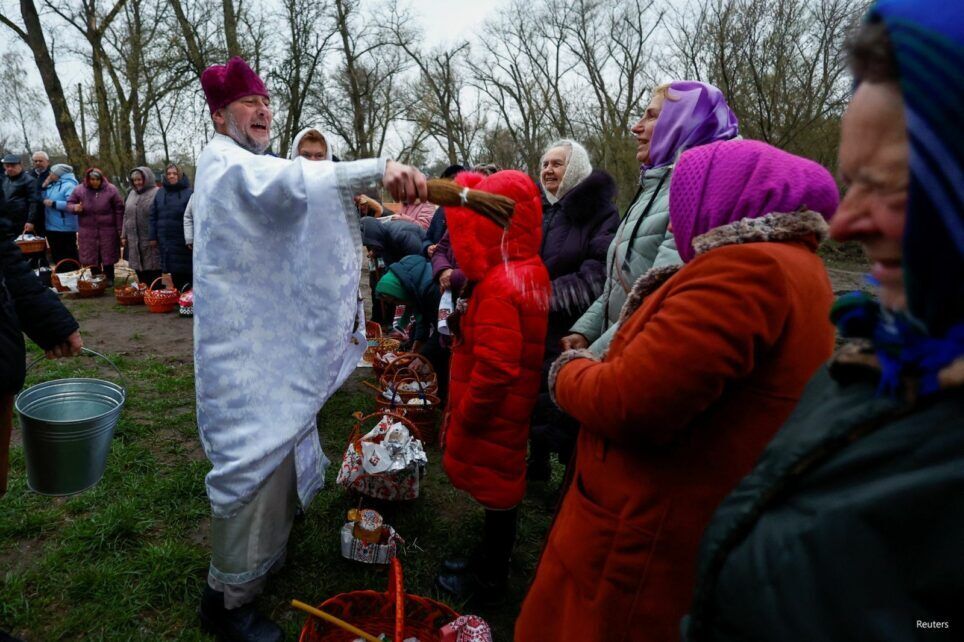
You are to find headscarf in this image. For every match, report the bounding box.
[831,0,964,397]
[645,81,739,170]
[375,270,409,301]
[669,139,838,263]
[541,139,592,205]
[871,0,964,335]
[83,167,109,189]
[288,126,336,161]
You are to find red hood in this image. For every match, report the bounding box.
[446,170,543,282]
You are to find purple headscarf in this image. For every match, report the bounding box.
[669,139,839,263]
[645,81,739,170]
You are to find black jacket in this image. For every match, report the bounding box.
[27,168,50,234]
[1,170,42,233]
[361,216,425,266]
[0,209,79,393]
[683,351,964,641]
[149,174,193,275]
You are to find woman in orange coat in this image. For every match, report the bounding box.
[515,139,840,641]
[436,170,550,605]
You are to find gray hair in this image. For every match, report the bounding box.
[31,151,49,161]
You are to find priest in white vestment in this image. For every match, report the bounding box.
[194,57,427,641]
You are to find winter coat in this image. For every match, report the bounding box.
[183,195,194,246]
[682,349,964,642]
[0,214,78,394]
[27,168,50,234]
[429,231,467,296]
[149,173,193,275]
[515,211,835,642]
[442,170,550,510]
[421,206,448,255]
[570,164,680,354]
[531,169,619,455]
[41,173,79,233]
[68,169,125,267]
[1,170,41,232]
[122,166,161,272]
[360,216,425,266]
[387,255,440,342]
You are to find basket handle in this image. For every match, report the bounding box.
[148,276,166,291]
[115,272,138,288]
[52,257,81,275]
[387,558,405,642]
[25,347,127,391]
[352,410,422,444]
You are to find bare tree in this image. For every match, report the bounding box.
[0,0,87,165]
[0,51,45,152]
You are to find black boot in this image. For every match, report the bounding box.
[526,438,552,482]
[435,507,517,607]
[199,585,283,642]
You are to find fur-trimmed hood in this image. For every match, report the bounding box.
[619,209,828,323]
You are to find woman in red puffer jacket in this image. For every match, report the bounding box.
[436,169,550,605]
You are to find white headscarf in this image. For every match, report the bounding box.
[289,126,336,161]
[541,139,592,204]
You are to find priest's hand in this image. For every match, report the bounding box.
[383,160,427,205]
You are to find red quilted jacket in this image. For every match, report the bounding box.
[441,170,550,509]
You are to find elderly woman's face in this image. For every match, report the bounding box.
[89,173,103,189]
[831,82,909,311]
[166,167,179,184]
[631,94,666,164]
[131,172,144,190]
[541,147,569,196]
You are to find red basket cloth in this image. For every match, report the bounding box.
[298,559,459,642]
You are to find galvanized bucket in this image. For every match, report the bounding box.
[15,348,126,495]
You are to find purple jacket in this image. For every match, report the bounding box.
[540,169,619,351]
[430,230,467,297]
[68,171,125,267]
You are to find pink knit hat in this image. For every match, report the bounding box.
[200,57,269,114]
[670,139,839,262]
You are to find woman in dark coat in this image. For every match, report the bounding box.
[683,5,964,640]
[150,164,193,288]
[528,139,619,480]
[67,168,125,283]
[1,211,81,496]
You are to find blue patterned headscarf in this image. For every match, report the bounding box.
[872,0,964,334]
[833,0,964,396]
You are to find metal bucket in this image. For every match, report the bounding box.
[15,349,126,495]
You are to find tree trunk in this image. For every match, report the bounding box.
[223,0,241,58]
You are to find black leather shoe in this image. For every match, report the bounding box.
[199,585,283,642]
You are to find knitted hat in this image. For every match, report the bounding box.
[50,163,72,177]
[200,57,270,115]
[375,270,409,301]
[669,139,839,263]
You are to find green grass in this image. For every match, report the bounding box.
[2,344,561,640]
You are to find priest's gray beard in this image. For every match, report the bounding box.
[224,111,270,155]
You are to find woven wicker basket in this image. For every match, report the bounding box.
[114,273,146,306]
[143,277,179,313]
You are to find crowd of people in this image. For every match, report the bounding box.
[2,0,962,640]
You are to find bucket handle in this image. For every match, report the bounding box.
[25,347,127,391]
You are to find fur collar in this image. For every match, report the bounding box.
[551,170,618,222]
[618,210,829,324]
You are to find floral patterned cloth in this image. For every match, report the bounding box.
[193,133,383,518]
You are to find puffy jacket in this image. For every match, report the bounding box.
[516,212,834,642]
[150,173,193,275]
[429,230,467,297]
[442,170,549,510]
[683,350,964,642]
[361,216,425,266]
[387,255,440,342]
[42,173,79,233]
[68,169,125,267]
[1,170,41,232]
[570,164,680,354]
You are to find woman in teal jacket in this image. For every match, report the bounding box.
[40,164,79,265]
